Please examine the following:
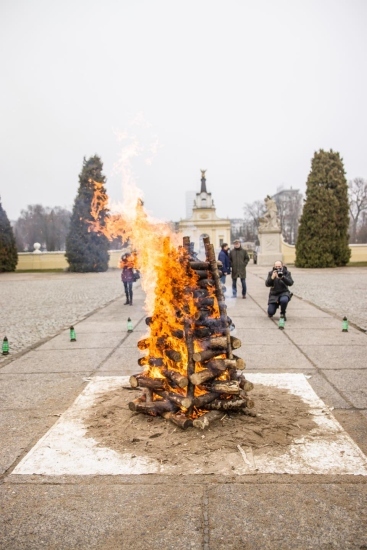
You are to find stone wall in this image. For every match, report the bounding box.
[16,250,123,271]
[281,241,367,265]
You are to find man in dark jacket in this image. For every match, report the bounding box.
[265,260,294,320]
[218,243,231,285]
[229,239,250,298]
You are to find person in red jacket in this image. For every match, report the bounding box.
[120,253,135,305]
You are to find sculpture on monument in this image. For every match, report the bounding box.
[259,196,280,230]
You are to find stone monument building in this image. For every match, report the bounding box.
[178,170,231,256]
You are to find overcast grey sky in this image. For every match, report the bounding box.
[1,0,366,222]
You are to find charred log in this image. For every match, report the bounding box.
[161,369,188,388]
[164,349,182,363]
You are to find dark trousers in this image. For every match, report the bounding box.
[268,296,289,317]
[232,277,247,297]
[123,282,133,303]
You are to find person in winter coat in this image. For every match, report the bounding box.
[265,260,294,320]
[120,253,136,306]
[218,243,231,284]
[229,239,250,298]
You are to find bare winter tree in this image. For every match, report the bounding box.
[273,188,303,244]
[14,205,71,251]
[348,178,367,243]
[243,200,265,242]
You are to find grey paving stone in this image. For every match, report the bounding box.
[0,483,204,550]
[298,345,367,370]
[0,373,86,411]
[333,409,367,457]
[242,344,313,371]
[0,348,112,374]
[207,483,367,549]
[285,328,367,346]
[97,346,143,373]
[0,410,56,475]
[306,372,351,409]
[322,369,367,409]
[234,327,291,345]
[37,331,125,351]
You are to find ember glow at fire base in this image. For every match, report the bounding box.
[12,374,367,476]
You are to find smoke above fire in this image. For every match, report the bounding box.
[89,117,183,314]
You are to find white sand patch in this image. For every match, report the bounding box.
[12,374,367,476]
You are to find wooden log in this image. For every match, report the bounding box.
[137,338,151,350]
[195,297,215,307]
[148,357,164,367]
[164,349,182,363]
[193,327,212,338]
[184,319,195,402]
[206,380,241,395]
[203,237,233,360]
[202,335,241,350]
[192,392,218,408]
[202,359,229,372]
[129,374,165,390]
[128,395,146,411]
[189,261,210,270]
[182,236,191,255]
[206,357,245,370]
[192,270,210,280]
[162,412,193,430]
[134,399,178,416]
[161,369,188,388]
[143,388,153,403]
[193,289,209,298]
[238,378,254,392]
[206,398,248,410]
[189,366,224,386]
[192,349,221,363]
[155,390,190,409]
[198,278,215,288]
[193,410,223,430]
[137,356,149,367]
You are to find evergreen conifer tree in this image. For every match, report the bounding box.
[295,149,351,267]
[65,156,110,272]
[0,198,18,272]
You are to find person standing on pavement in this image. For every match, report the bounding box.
[229,239,250,298]
[265,260,294,320]
[120,253,135,306]
[218,243,231,285]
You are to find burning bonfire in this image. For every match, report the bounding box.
[129,234,254,430]
[90,187,254,430]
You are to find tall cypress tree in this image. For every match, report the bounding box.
[65,156,110,272]
[0,198,18,272]
[296,149,351,267]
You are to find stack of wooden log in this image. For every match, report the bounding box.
[128,235,254,429]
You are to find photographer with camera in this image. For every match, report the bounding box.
[265,260,294,320]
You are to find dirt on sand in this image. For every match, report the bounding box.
[84,383,318,473]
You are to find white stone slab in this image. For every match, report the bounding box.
[12,374,367,476]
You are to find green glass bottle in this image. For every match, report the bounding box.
[278,315,285,330]
[342,317,349,332]
[70,326,76,341]
[127,317,133,332]
[2,336,9,355]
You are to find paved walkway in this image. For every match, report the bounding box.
[0,266,367,549]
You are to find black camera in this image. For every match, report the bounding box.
[274,267,283,277]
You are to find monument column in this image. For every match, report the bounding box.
[257,196,283,266]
